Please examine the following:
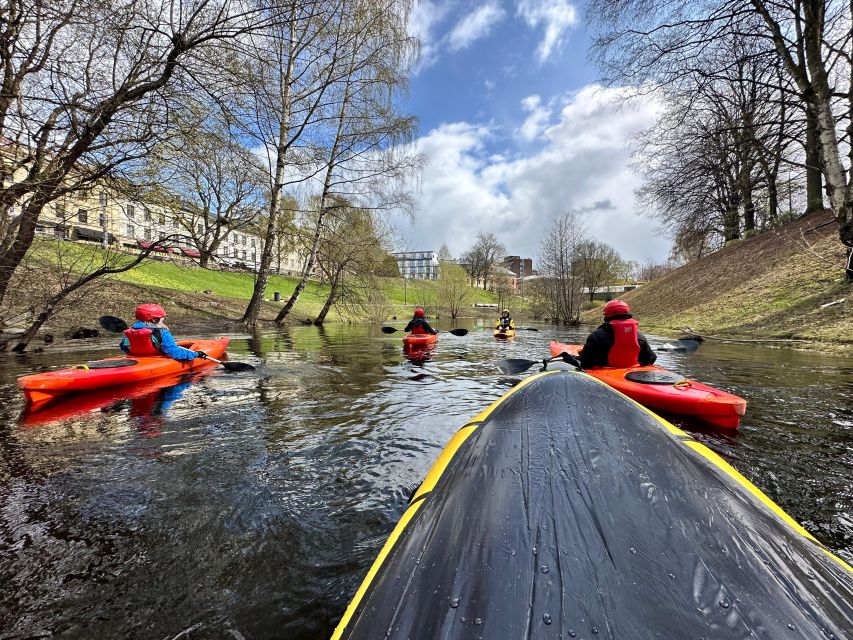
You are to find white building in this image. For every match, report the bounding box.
[393,250,439,280]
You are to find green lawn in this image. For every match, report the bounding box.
[29,239,499,311]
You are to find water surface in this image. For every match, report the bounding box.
[0,322,850,638]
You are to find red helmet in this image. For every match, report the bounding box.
[602,299,630,319]
[135,303,166,321]
[414,307,425,318]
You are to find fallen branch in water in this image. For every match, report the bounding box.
[682,327,811,344]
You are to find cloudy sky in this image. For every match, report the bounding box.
[392,0,671,264]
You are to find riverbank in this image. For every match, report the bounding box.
[586,210,852,355]
[2,251,501,351]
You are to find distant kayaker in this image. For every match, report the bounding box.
[120,304,207,361]
[579,300,656,369]
[404,308,438,335]
[495,309,515,333]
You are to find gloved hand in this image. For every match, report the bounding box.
[196,350,208,359]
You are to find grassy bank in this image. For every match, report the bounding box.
[588,210,853,354]
[10,241,502,341]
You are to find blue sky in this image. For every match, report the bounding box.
[392,0,671,265]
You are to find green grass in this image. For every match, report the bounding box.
[27,238,499,312]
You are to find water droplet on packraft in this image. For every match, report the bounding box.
[719,600,730,609]
[511,550,516,556]
[540,565,549,574]
[568,629,575,637]
[474,618,482,625]
[543,614,552,625]
[787,624,795,631]
[460,617,466,622]
[668,573,675,580]
[532,547,538,555]
[629,547,637,555]
[450,598,459,608]
[592,626,599,634]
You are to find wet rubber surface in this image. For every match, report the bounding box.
[0,322,851,638]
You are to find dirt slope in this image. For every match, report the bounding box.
[592,211,852,352]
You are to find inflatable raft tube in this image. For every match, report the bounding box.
[550,341,746,429]
[17,337,229,407]
[332,370,853,639]
[493,328,515,339]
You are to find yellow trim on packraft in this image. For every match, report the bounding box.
[332,369,852,639]
[331,371,559,638]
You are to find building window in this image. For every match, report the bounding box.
[252,252,257,262]
[98,213,106,225]
[158,213,166,225]
[197,224,203,236]
[250,238,256,247]
[241,250,246,260]
[144,209,152,222]
[55,203,66,219]
[233,247,238,257]
[127,224,135,236]
[173,218,180,229]
[144,228,152,240]
[77,209,88,224]
[99,191,108,206]
[126,204,135,220]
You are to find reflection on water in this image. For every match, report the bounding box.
[0,321,851,638]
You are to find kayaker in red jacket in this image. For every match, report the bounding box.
[120,304,206,361]
[404,308,438,335]
[579,300,656,369]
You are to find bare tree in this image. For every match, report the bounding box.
[274,0,419,324]
[575,240,621,302]
[0,0,269,314]
[463,232,506,290]
[435,261,470,319]
[146,117,265,267]
[537,213,587,324]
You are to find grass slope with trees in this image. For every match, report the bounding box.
[590,211,852,353]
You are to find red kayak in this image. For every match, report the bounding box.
[403,333,437,350]
[549,341,746,429]
[18,337,230,408]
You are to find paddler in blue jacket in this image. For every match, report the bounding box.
[120,304,206,361]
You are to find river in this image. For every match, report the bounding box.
[0,321,851,639]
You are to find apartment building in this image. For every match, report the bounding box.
[29,186,309,275]
[392,250,439,279]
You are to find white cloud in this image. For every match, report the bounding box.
[447,3,506,51]
[394,85,670,264]
[516,0,578,62]
[409,0,452,71]
[518,94,552,141]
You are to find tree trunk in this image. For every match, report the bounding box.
[743,193,756,232]
[199,251,210,268]
[11,304,53,352]
[723,198,741,242]
[314,271,341,325]
[804,107,824,213]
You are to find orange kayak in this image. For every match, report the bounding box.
[402,333,437,350]
[493,329,515,339]
[18,338,229,408]
[549,341,746,429]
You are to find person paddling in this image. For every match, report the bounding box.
[120,304,207,361]
[579,300,656,369]
[495,308,515,333]
[404,308,438,335]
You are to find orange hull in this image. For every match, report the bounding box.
[18,338,229,408]
[549,341,746,429]
[403,333,437,350]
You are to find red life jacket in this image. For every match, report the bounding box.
[123,327,162,356]
[608,318,640,367]
[410,323,426,335]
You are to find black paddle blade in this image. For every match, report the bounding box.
[448,328,468,336]
[521,327,540,332]
[381,326,399,334]
[99,315,129,333]
[497,358,539,375]
[221,361,256,373]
